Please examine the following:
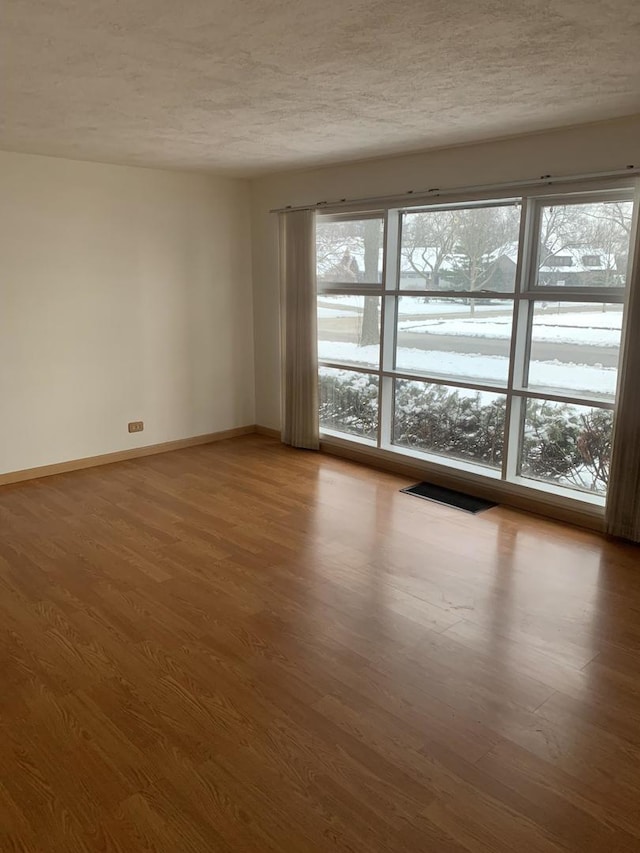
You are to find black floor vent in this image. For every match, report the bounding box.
[401,482,497,514]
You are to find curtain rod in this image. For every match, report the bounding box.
[269,166,639,214]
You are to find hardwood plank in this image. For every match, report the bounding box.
[0,433,639,851]
[477,740,640,848]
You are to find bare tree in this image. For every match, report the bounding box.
[577,201,633,287]
[580,201,632,247]
[443,206,520,314]
[400,210,458,289]
[537,205,575,272]
[448,207,519,291]
[316,218,381,347]
[316,221,362,282]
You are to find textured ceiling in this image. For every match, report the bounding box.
[2,0,640,176]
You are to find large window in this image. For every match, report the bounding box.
[316,188,636,504]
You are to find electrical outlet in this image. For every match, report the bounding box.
[128,421,144,433]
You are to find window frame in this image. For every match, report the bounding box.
[316,180,639,509]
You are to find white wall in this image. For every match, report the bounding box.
[250,115,640,429]
[0,151,255,473]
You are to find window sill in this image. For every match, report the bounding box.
[320,428,377,448]
[509,475,605,508]
[381,440,503,481]
[319,432,606,526]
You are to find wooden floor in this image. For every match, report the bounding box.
[1,435,640,852]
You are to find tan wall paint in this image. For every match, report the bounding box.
[250,115,640,428]
[0,151,255,474]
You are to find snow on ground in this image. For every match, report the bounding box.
[320,298,623,347]
[396,300,505,315]
[318,296,503,315]
[318,340,617,397]
[398,312,622,348]
[531,309,623,328]
[318,307,356,318]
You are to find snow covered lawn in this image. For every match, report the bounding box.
[318,296,506,316]
[318,306,357,318]
[319,298,623,347]
[398,311,622,348]
[318,340,617,397]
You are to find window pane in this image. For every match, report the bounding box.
[526,302,622,401]
[316,217,384,286]
[393,379,505,469]
[395,297,513,386]
[319,367,378,441]
[400,204,521,292]
[536,200,633,289]
[520,399,613,496]
[317,296,380,369]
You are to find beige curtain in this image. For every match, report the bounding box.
[279,209,319,450]
[606,203,640,542]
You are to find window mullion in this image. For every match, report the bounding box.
[503,197,536,481]
[379,210,400,447]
